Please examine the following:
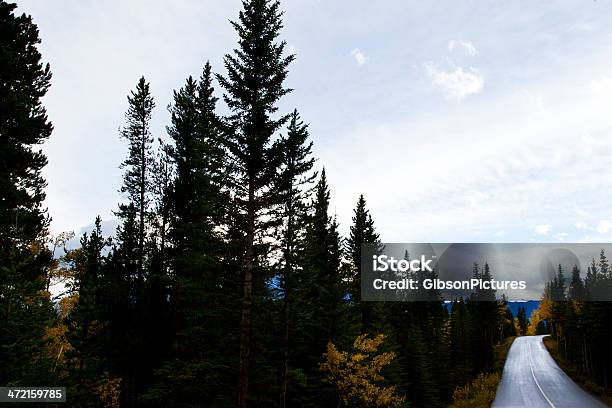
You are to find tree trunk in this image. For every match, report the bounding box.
[279,196,294,408]
[139,122,146,282]
[160,161,168,275]
[238,179,255,408]
[279,279,290,408]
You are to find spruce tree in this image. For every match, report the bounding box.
[148,139,173,284]
[550,264,567,339]
[449,298,471,383]
[110,204,139,301]
[385,255,446,405]
[138,140,174,405]
[108,77,156,404]
[145,63,238,406]
[568,265,585,301]
[346,194,382,331]
[298,169,356,406]
[395,322,439,408]
[274,109,316,408]
[0,1,55,385]
[170,63,226,260]
[104,204,141,404]
[117,76,155,283]
[468,263,498,373]
[65,217,111,406]
[0,1,52,244]
[217,1,294,405]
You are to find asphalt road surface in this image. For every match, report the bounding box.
[492,335,607,408]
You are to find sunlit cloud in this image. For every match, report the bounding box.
[448,40,478,56]
[351,48,366,65]
[597,220,612,234]
[533,225,551,236]
[424,62,484,99]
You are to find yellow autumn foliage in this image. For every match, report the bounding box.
[539,297,553,321]
[97,372,121,408]
[527,308,542,336]
[320,334,405,407]
[449,372,501,408]
[45,294,78,369]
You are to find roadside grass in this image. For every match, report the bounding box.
[448,336,515,408]
[494,336,516,373]
[543,336,612,407]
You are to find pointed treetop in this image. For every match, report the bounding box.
[218,0,294,120]
[315,168,330,207]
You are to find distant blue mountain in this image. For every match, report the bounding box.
[505,300,540,319]
[443,299,540,319]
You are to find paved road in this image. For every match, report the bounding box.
[492,335,607,408]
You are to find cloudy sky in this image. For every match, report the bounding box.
[15,0,612,243]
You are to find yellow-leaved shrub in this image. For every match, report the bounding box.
[449,372,501,408]
[320,334,405,407]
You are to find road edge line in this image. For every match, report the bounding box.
[528,340,556,408]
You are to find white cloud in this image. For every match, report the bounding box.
[448,40,478,56]
[351,48,366,65]
[597,220,612,234]
[19,0,612,243]
[493,230,506,237]
[570,21,597,33]
[467,190,487,206]
[553,232,568,241]
[580,133,596,145]
[589,76,612,94]
[424,62,484,99]
[574,221,587,229]
[324,58,612,242]
[533,224,551,235]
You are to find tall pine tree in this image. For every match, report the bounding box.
[117,76,155,284]
[299,169,356,406]
[217,1,294,405]
[346,194,382,332]
[468,263,499,373]
[0,1,55,385]
[64,217,111,406]
[275,110,316,408]
[112,76,156,405]
[144,63,238,406]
